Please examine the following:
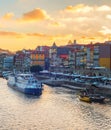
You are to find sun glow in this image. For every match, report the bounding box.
[0,1,111,51]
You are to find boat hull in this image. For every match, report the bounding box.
[79,96,91,102]
[79,94,105,103]
[8,83,42,96]
[24,88,42,95]
[7,74,42,96]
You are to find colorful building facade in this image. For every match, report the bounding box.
[99,42,111,70]
[30,51,45,67]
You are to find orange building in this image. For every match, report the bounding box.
[30,51,45,67]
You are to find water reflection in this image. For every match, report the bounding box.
[0,78,111,130]
[78,103,111,130]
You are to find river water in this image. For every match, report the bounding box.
[0,78,111,130]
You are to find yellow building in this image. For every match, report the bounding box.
[99,58,110,70]
[30,51,45,67]
[99,43,111,70]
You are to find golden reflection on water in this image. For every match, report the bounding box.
[0,78,111,130]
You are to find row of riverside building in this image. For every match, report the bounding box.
[0,40,111,73]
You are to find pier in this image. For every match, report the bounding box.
[36,74,111,97]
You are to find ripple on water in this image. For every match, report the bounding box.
[0,79,111,129]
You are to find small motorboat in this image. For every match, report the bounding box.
[78,89,105,103]
[78,89,91,103]
[79,95,91,103]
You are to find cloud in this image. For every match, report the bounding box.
[99,26,111,35]
[27,33,48,37]
[97,5,111,11]
[50,34,73,41]
[48,21,66,28]
[106,14,111,19]
[26,32,73,42]
[27,32,66,38]
[50,21,62,27]
[56,4,111,37]
[64,4,111,14]
[3,13,14,20]
[19,8,50,22]
[65,4,93,13]
[1,4,111,46]
[0,24,3,28]
[75,16,88,22]
[0,30,51,39]
[0,31,24,38]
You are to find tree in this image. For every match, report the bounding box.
[30,65,43,73]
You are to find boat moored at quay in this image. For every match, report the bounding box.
[36,70,111,96]
[7,73,43,95]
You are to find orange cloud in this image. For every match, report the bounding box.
[27,33,48,37]
[26,33,55,40]
[0,4,111,51]
[0,31,24,38]
[65,4,93,13]
[19,8,50,22]
[26,32,73,42]
[3,13,14,20]
[66,4,84,11]
[4,31,53,40]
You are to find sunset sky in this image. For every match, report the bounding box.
[0,0,111,51]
